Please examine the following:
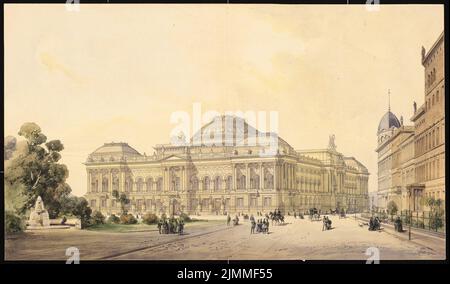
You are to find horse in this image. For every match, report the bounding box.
[269,211,285,225]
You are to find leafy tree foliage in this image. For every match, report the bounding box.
[4,123,72,218]
[425,197,444,231]
[112,190,130,215]
[72,197,92,228]
[387,201,398,216]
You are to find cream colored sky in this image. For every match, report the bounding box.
[4,4,443,196]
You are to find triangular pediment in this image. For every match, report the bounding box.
[159,154,186,161]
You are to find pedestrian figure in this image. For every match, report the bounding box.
[227,214,231,226]
[157,220,162,234]
[251,220,256,234]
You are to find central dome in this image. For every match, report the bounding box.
[377,111,401,134]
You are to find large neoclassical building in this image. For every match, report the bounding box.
[84,115,369,215]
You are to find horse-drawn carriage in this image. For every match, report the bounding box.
[309,208,321,221]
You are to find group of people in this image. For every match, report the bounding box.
[368,216,381,231]
[322,216,332,231]
[227,214,240,226]
[250,215,270,234]
[157,217,185,235]
[293,212,304,219]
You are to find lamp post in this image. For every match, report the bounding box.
[408,187,412,241]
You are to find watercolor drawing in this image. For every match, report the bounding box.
[4,4,445,261]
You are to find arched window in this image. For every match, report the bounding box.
[265,172,274,189]
[203,176,210,191]
[214,176,221,191]
[102,177,108,192]
[237,175,246,189]
[136,178,143,192]
[436,127,439,145]
[190,176,199,191]
[226,176,232,190]
[250,174,259,189]
[146,178,153,191]
[156,177,162,191]
[436,90,439,102]
[112,176,119,191]
[125,177,132,192]
[432,94,435,105]
[91,178,98,192]
[170,175,180,191]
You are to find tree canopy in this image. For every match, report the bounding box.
[5,122,72,218]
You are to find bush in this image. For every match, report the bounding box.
[72,197,92,228]
[387,201,398,216]
[179,213,192,222]
[107,214,120,224]
[5,211,25,234]
[143,213,159,225]
[430,214,444,231]
[91,211,105,225]
[120,214,137,224]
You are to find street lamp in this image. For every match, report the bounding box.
[408,187,412,241]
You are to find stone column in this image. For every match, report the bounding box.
[120,170,125,192]
[87,170,91,193]
[109,171,113,194]
[246,164,250,190]
[181,167,185,192]
[259,163,263,190]
[232,164,236,191]
[222,177,227,191]
[164,167,168,191]
[273,163,277,190]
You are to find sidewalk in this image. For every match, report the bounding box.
[355,216,446,254]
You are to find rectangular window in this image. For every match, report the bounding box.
[236,198,244,208]
[101,199,107,208]
[264,197,272,207]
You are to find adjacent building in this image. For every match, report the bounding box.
[84,115,369,216]
[376,31,445,213]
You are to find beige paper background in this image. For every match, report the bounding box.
[4,4,443,196]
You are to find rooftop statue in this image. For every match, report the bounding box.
[328,134,337,150]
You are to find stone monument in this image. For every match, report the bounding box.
[28,196,50,228]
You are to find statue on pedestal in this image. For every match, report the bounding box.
[328,134,337,150]
[28,196,50,227]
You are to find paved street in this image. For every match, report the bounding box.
[5,216,445,261]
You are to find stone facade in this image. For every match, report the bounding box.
[376,31,445,213]
[85,116,369,215]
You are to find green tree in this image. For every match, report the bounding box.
[387,201,398,216]
[112,190,130,215]
[425,197,444,231]
[4,122,71,218]
[72,197,92,228]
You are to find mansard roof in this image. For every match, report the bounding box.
[190,115,294,151]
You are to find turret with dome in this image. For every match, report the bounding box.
[377,92,402,145]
